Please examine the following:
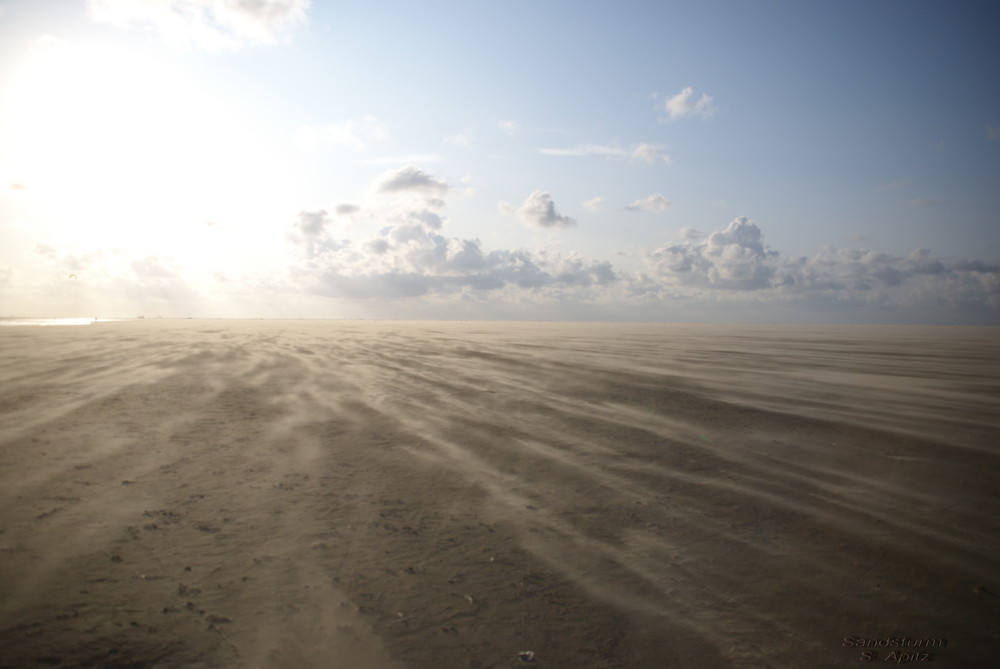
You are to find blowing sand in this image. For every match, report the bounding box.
[1,320,997,668]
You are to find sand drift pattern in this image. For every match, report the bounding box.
[1,321,997,668]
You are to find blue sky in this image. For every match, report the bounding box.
[0,0,998,322]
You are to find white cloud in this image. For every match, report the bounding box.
[538,143,670,164]
[280,209,999,321]
[334,203,361,216]
[287,209,336,258]
[637,218,1000,320]
[512,191,576,229]
[283,201,614,302]
[374,165,450,201]
[631,143,670,164]
[293,209,331,237]
[663,86,715,120]
[625,194,671,213]
[582,197,605,212]
[295,115,389,151]
[647,217,775,290]
[16,212,1000,322]
[88,0,310,51]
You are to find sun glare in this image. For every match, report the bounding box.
[0,37,291,268]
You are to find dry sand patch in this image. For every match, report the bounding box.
[1,321,998,668]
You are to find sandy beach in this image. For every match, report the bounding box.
[1,320,997,668]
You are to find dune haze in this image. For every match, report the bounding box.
[1,320,998,668]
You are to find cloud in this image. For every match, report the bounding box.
[295,115,389,151]
[582,197,605,212]
[511,191,576,229]
[646,217,776,290]
[989,125,1000,142]
[285,205,615,302]
[287,210,335,259]
[292,209,331,237]
[625,194,671,213]
[638,218,1000,320]
[538,143,670,164]
[281,207,998,322]
[631,143,670,164]
[908,197,942,207]
[878,179,907,191]
[16,210,1000,322]
[663,86,715,120]
[374,165,450,200]
[334,203,361,216]
[87,0,310,50]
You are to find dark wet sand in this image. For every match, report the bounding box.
[1,320,998,668]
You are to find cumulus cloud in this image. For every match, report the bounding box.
[582,197,605,212]
[625,194,671,213]
[663,86,715,120]
[293,209,331,237]
[374,165,450,201]
[295,115,389,151]
[88,0,310,50]
[637,217,1000,320]
[510,191,576,229]
[538,143,670,164]
[285,204,614,301]
[279,202,998,321]
[647,217,776,290]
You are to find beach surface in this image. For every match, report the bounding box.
[1,320,998,668]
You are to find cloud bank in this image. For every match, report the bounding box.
[13,165,999,324]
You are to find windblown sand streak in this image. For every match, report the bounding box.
[1,321,997,668]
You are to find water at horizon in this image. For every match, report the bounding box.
[0,317,130,327]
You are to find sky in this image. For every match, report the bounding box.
[0,0,998,323]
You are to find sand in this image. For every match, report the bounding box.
[0,320,997,668]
